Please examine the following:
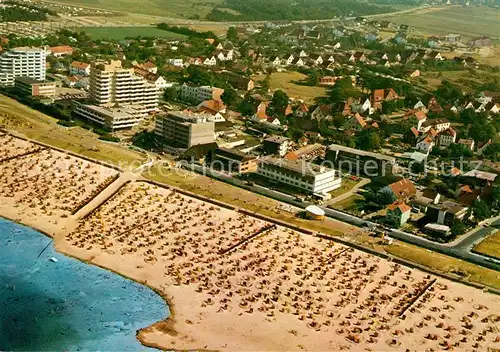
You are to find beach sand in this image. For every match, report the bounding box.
[1,135,500,351]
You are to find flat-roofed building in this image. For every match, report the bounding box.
[180,83,224,103]
[73,102,149,130]
[257,157,341,194]
[212,147,258,174]
[263,136,290,157]
[0,47,46,86]
[15,77,56,97]
[89,60,158,112]
[155,110,215,148]
[326,144,396,177]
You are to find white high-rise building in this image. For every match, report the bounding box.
[89,60,158,112]
[0,47,47,86]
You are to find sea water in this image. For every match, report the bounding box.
[0,217,169,351]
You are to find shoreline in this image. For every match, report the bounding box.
[2,134,500,351]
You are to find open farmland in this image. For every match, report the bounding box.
[79,26,187,40]
[252,72,327,103]
[381,6,500,40]
[45,0,223,18]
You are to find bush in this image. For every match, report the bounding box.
[98,134,120,142]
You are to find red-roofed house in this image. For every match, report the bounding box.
[416,136,434,154]
[371,88,400,110]
[386,201,412,227]
[49,45,74,57]
[295,103,309,117]
[404,110,427,130]
[438,128,457,147]
[342,113,366,131]
[384,178,417,200]
[70,61,90,76]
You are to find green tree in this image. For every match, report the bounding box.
[272,90,289,112]
[226,26,238,42]
[450,220,465,237]
[410,162,425,174]
[163,87,178,101]
[356,129,381,151]
[472,199,491,221]
[221,87,238,107]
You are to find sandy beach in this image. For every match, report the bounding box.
[1,134,500,351]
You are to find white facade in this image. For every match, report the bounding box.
[73,102,148,130]
[168,58,184,67]
[180,84,224,103]
[0,47,46,86]
[70,61,91,76]
[89,60,158,112]
[257,157,341,194]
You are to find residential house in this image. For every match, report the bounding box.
[386,201,411,227]
[438,128,457,147]
[416,137,434,154]
[352,98,373,115]
[292,57,305,67]
[342,113,366,131]
[202,56,217,66]
[419,118,450,133]
[426,50,444,61]
[271,56,282,66]
[382,178,417,201]
[404,110,427,130]
[319,76,338,86]
[403,127,420,145]
[197,99,227,117]
[136,61,157,74]
[484,102,500,114]
[70,61,90,76]
[476,139,492,156]
[349,52,367,63]
[311,105,332,121]
[309,54,323,66]
[426,201,469,226]
[223,73,254,91]
[411,189,441,213]
[409,70,421,78]
[468,36,491,47]
[457,139,475,151]
[371,88,400,111]
[295,103,309,117]
[49,45,73,57]
[283,54,295,66]
[168,58,183,67]
[427,96,443,113]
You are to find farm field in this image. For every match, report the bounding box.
[47,0,222,18]
[473,231,500,260]
[79,26,187,40]
[416,69,500,92]
[252,72,327,103]
[381,6,500,40]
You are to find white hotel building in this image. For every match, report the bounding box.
[89,60,158,112]
[75,60,159,129]
[257,157,341,196]
[0,47,47,86]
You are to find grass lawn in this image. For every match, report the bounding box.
[0,94,145,167]
[328,178,359,199]
[50,0,222,18]
[80,27,187,41]
[334,194,365,215]
[143,164,348,237]
[381,5,500,40]
[417,69,500,93]
[473,231,500,259]
[386,242,500,290]
[252,72,327,103]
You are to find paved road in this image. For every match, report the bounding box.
[180,162,500,272]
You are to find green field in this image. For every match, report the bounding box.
[382,6,500,40]
[79,27,187,40]
[49,0,222,18]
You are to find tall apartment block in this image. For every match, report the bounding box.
[155,111,215,148]
[0,47,47,86]
[89,60,158,111]
[75,60,159,130]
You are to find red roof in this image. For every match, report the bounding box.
[389,179,417,199]
[71,61,90,69]
[353,113,366,128]
[387,201,411,214]
[50,45,73,54]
